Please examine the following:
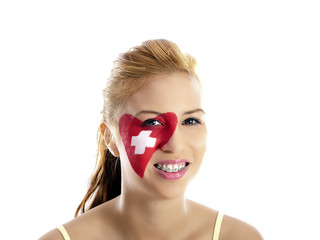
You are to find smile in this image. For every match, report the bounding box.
[153,160,190,180]
[154,162,189,173]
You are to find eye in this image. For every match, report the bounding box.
[182,117,201,125]
[142,119,163,126]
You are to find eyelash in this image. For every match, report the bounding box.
[142,117,201,126]
[142,119,163,126]
[182,117,201,126]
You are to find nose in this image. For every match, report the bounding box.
[160,127,185,153]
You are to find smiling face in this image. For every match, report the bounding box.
[112,72,207,199]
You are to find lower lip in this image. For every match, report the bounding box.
[155,166,188,180]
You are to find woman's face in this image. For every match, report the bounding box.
[113,72,207,199]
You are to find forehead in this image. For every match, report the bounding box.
[121,72,202,116]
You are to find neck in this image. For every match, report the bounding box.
[117,188,189,238]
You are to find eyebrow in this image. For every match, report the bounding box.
[183,108,206,115]
[135,110,162,117]
[135,108,205,117]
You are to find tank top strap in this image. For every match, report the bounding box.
[58,225,71,240]
[212,211,224,240]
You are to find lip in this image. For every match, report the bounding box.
[154,159,189,165]
[153,159,190,180]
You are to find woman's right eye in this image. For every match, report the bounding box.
[142,119,163,126]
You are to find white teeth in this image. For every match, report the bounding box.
[156,163,187,173]
[173,164,178,172]
[166,165,173,172]
[178,164,184,171]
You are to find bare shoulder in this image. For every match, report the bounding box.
[38,228,64,240]
[185,199,218,239]
[186,199,217,214]
[185,200,263,239]
[186,199,217,222]
[39,198,121,240]
[220,214,263,240]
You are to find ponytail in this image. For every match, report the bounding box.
[74,129,121,217]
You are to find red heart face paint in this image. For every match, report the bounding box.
[119,112,178,178]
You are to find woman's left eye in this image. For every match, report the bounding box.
[142,119,163,126]
[182,118,201,125]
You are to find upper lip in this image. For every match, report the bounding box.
[154,159,190,165]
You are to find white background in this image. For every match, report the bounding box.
[0,1,319,239]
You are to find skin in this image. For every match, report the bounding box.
[39,72,263,240]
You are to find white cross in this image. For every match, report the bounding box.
[131,130,157,154]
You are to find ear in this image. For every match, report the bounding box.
[99,123,120,157]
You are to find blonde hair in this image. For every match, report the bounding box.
[75,39,199,216]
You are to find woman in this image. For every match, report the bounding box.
[40,39,263,240]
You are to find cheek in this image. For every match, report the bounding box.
[115,134,128,159]
[118,113,178,178]
[186,127,207,159]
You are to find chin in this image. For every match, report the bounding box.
[142,170,192,200]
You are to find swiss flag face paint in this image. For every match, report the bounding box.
[119,112,178,178]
